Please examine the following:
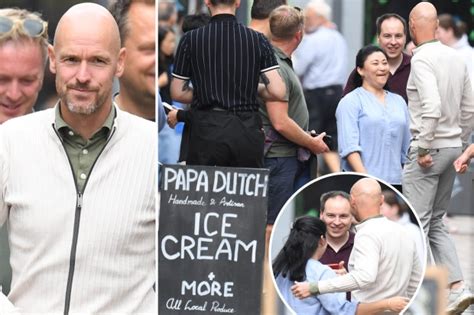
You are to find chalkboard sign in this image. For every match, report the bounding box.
[159,165,269,314]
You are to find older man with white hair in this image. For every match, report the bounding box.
[293,0,348,174]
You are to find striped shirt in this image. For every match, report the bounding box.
[172,14,279,112]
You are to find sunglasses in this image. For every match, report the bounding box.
[0,15,47,39]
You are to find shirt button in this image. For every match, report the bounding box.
[82,149,88,155]
[80,173,87,180]
[68,130,74,136]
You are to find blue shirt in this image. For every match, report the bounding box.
[276,259,357,315]
[157,93,166,132]
[293,27,348,89]
[336,87,411,184]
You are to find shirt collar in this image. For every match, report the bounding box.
[54,102,116,139]
[210,14,236,23]
[272,45,292,67]
[355,214,384,231]
[400,52,411,67]
[327,231,355,252]
[413,39,438,54]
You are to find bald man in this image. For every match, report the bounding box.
[291,178,421,307]
[402,3,474,313]
[0,3,156,313]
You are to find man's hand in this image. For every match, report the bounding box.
[291,281,311,299]
[417,153,433,168]
[167,109,179,129]
[453,147,472,173]
[309,132,329,154]
[334,261,347,276]
[386,297,409,312]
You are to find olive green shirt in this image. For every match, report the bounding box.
[259,45,309,157]
[54,104,115,193]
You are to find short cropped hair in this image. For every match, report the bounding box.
[376,13,407,37]
[269,5,304,40]
[110,0,155,46]
[438,14,464,39]
[0,8,48,63]
[209,0,236,6]
[251,0,287,20]
[182,13,210,33]
[320,190,350,213]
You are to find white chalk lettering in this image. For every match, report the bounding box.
[181,280,234,297]
[215,238,232,260]
[162,236,257,262]
[182,235,196,260]
[218,197,245,208]
[213,171,226,193]
[196,238,213,260]
[161,235,180,260]
[212,171,267,196]
[166,298,182,310]
[184,300,207,311]
[168,194,207,206]
[234,240,257,263]
[211,301,235,313]
[204,213,219,237]
[221,214,237,238]
[163,168,209,192]
[194,212,236,238]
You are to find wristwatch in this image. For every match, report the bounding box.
[309,282,320,295]
[418,147,430,157]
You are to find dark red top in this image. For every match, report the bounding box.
[342,52,412,103]
[320,232,355,301]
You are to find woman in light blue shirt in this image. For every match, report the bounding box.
[336,45,410,190]
[273,216,408,315]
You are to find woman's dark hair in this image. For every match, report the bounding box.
[352,44,389,89]
[158,25,174,54]
[272,216,327,282]
[158,25,174,72]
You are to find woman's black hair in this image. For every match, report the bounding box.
[158,25,174,54]
[158,25,175,72]
[272,216,327,282]
[352,44,389,89]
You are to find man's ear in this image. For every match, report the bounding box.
[115,47,127,78]
[48,44,56,74]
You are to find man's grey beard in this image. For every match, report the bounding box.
[66,101,98,115]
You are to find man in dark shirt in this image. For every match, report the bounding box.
[167,0,285,168]
[248,0,287,39]
[343,13,411,103]
[319,190,354,300]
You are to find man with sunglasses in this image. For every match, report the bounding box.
[0,3,155,313]
[0,8,47,123]
[0,7,48,300]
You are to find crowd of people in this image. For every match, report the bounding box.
[0,0,472,313]
[161,0,474,314]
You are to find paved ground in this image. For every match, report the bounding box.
[443,215,473,314]
[405,215,473,315]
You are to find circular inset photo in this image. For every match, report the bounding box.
[270,173,426,315]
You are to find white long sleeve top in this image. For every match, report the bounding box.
[0,106,157,314]
[407,40,474,149]
[318,216,422,302]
